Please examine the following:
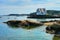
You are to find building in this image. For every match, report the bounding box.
[36,8,47,15]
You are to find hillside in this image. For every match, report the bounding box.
[30,10,60,15]
[47,10,60,15]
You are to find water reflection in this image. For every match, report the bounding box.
[1,16,60,40]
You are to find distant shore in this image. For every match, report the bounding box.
[0,14,30,16]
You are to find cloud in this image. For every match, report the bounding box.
[0,2,60,15]
[0,0,32,6]
[0,0,32,3]
[0,0,51,5]
[47,0,60,3]
[0,0,60,15]
[0,0,60,6]
[21,0,32,2]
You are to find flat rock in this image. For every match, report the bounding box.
[3,20,43,29]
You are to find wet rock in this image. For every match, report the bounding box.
[3,20,43,29]
[43,20,60,26]
[46,24,60,34]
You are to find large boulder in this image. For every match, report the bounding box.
[3,20,43,29]
[46,23,60,34]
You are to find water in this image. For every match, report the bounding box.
[0,16,60,40]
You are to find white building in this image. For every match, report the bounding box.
[36,8,47,15]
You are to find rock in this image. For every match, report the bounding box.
[53,35,60,40]
[43,20,60,26]
[44,22,55,26]
[3,20,43,29]
[46,24,60,34]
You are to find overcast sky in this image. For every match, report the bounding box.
[0,0,60,15]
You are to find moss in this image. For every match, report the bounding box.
[53,36,60,40]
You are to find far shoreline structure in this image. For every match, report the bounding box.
[27,8,60,18]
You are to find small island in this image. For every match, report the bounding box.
[28,8,60,18]
[3,14,29,16]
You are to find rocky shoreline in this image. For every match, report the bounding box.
[3,20,60,35]
[3,20,43,29]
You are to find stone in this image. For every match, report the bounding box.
[46,24,60,34]
[3,20,43,29]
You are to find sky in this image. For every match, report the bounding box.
[0,0,60,15]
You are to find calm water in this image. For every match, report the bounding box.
[0,16,60,40]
